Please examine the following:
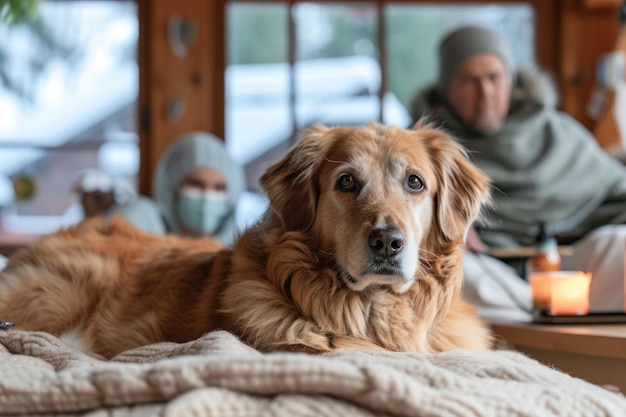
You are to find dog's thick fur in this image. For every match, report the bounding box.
[0,123,493,358]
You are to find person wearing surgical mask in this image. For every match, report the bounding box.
[112,132,262,245]
[152,132,246,246]
[175,168,231,237]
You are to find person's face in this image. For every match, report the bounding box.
[80,191,115,217]
[176,167,229,237]
[179,167,226,193]
[445,53,511,134]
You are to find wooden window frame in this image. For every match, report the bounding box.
[137,0,620,195]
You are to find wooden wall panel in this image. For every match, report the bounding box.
[532,0,559,75]
[583,0,623,9]
[557,0,621,129]
[137,0,224,196]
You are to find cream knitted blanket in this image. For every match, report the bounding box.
[0,329,624,417]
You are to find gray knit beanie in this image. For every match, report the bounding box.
[438,26,515,94]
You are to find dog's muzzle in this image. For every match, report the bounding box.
[368,227,404,257]
[339,226,414,293]
[365,226,404,275]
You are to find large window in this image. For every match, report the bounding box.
[0,1,536,243]
[0,1,138,238]
[225,2,535,192]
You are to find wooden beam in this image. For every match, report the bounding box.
[137,0,224,196]
[558,0,621,129]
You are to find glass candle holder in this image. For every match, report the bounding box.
[529,271,592,316]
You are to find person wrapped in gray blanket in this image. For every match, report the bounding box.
[410,25,626,317]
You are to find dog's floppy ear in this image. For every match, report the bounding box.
[424,128,491,241]
[260,124,331,231]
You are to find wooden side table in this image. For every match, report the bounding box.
[492,321,626,392]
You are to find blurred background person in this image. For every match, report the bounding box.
[410,24,626,314]
[409,25,626,249]
[72,169,166,234]
[148,131,247,246]
[73,169,132,218]
[105,131,254,246]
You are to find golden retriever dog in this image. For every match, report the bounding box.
[0,122,493,359]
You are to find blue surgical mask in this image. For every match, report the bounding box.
[176,188,233,236]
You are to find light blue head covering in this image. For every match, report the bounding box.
[153,131,246,245]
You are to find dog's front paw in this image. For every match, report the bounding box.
[282,325,387,353]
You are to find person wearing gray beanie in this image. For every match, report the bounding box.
[408,24,626,316]
[438,25,515,95]
[435,26,514,135]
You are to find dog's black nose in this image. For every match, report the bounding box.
[368,227,404,257]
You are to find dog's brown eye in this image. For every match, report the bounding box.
[337,173,356,192]
[406,174,425,192]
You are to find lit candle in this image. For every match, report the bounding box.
[529,271,592,315]
[529,272,553,311]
